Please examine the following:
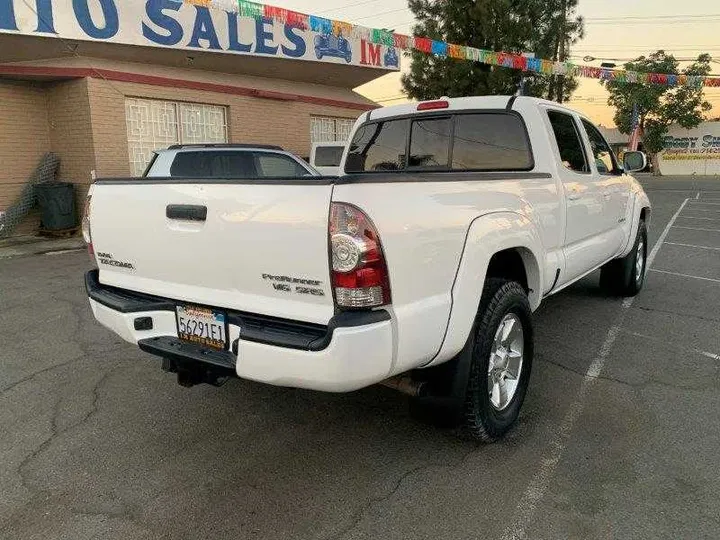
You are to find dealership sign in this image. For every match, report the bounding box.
[662,133,720,161]
[0,0,400,71]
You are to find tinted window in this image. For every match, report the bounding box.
[452,114,533,170]
[170,151,257,177]
[256,154,308,177]
[345,120,407,172]
[409,118,451,168]
[547,111,589,173]
[581,119,618,175]
[168,151,307,178]
[314,146,344,167]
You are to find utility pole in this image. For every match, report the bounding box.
[556,0,568,103]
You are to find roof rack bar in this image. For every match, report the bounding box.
[166,143,284,150]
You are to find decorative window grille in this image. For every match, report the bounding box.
[125,98,228,176]
[310,116,355,143]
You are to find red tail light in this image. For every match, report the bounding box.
[417,100,449,111]
[329,203,391,309]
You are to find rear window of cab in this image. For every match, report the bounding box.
[344,112,534,173]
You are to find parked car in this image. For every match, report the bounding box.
[314,33,352,63]
[309,142,345,175]
[83,96,650,441]
[142,144,319,178]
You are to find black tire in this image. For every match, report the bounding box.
[461,278,534,442]
[600,220,648,297]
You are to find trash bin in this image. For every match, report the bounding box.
[36,182,77,231]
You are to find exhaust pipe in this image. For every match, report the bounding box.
[379,376,426,397]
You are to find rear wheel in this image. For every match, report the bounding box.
[600,220,648,296]
[461,278,534,442]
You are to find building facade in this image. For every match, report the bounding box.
[0,0,398,235]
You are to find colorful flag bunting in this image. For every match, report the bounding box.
[182,0,720,88]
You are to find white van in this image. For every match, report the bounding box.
[309,142,345,176]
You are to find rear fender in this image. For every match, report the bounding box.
[425,211,544,368]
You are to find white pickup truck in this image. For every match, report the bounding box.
[84,96,650,441]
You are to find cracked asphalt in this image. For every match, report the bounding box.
[1,176,719,540]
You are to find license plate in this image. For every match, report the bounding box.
[176,305,227,350]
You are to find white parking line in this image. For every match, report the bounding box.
[665,242,720,252]
[679,216,720,222]
[696,192,701,200]
[622,330,720,361]
[44,249,84,256]
[500,198,689,540]
[674,226,720,233]
[649,269,720,284]
[688,201,720,206]
[685,208,720,214]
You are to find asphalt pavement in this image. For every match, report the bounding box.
[1,175,719,540]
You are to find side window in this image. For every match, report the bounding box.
[547,111,589,173]
[345,120,407,172]
[169,151,257,178]
[314,146,344,167]
[408,117,451,169]
[581,119,619,175]
[452,114,533,170]
[255,153,308,177]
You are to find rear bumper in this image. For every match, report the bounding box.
[86,271,394,392]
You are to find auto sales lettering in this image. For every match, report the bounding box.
[0,0,399,70]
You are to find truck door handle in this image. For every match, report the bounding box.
[567,185,582,201]
[166,204,207,222]
[603,191,612,200]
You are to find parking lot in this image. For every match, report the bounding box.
[1,175,719,540]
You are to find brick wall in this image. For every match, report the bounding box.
[86,77,364,177]
[1,68,371,236]
[0,81,51,233]
[47,78,96,205]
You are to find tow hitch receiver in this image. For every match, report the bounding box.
[138,336,237,388]
[161,357,234,388]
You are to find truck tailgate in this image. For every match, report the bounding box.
[90,180,335,324]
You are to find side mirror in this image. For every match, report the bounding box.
[623,151,647,173]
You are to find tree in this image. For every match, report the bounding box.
[401,0,584,102]
[602,51,713,158]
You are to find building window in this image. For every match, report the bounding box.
[310,116,355,144]
[125,98,228,176]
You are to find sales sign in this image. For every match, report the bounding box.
[662,134,720,160]
[0,0,400,71]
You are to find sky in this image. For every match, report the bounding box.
[271,0,720,127]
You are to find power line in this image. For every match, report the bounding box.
[585,13,720,21]
[372,12,720,29]
[570,55,714,62]
[316,0,383,15]
[586,18,720,25]
[351,7,410,23]
[574,47,720,52]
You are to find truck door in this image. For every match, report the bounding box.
[546,109,610,282]
[579,118,629,253]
